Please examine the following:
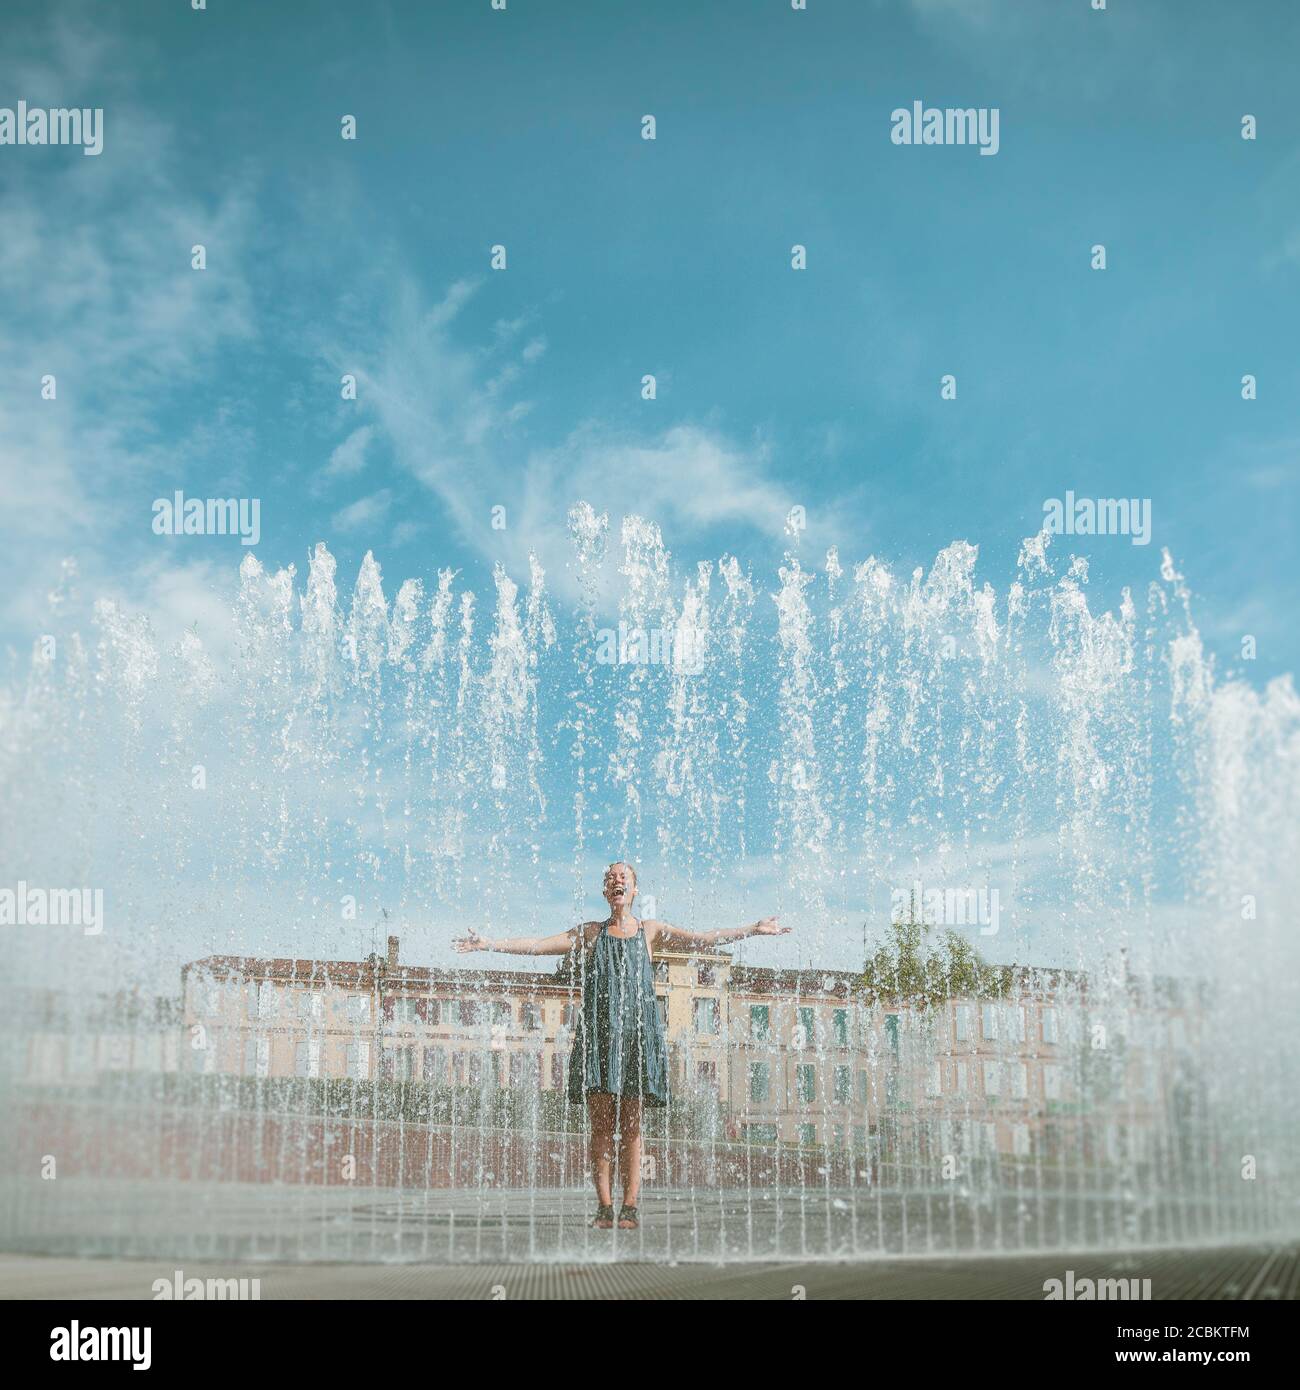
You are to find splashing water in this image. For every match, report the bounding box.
[1,516,1297,1262]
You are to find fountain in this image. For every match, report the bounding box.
[1,513,1297,1263]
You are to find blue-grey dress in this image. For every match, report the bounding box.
[567,921,669,1107]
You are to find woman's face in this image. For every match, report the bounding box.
[603,862,637,910]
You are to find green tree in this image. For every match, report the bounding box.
[858,914,1013,1007]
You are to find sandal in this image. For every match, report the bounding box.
[618,1204,639,1230]
[592,1203,615,1229]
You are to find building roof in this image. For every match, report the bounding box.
[183,952,572,994]
[181,937,1212,1010]
[730,965,861,998]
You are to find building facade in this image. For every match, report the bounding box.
[177,934,1201,1162]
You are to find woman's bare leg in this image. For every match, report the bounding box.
[588,1093,615,1208]
[616,1096,643,1210]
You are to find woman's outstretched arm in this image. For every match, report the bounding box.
[648,917,789,952]
[452,924,591,957]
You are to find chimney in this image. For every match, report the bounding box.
[386,935,399,971]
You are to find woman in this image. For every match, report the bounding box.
[453,862,789,1229]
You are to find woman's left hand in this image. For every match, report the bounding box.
[751,917,790,936]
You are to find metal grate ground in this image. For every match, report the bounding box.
[2,1242,1296,1300]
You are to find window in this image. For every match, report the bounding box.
[796,1064,816,1103]
[296,990,323,1022]
[798,1006,816,1044]
[832,1125,845,1149]
[926,1061,942,1098]
[423,1047,446,1084]
[137,1036,164,1072]
[656,995,668,1029]
[749,1062,771,1103]
[832,1009,849,1046]
[1011,1063,1028,1100]
[798,1123,817,1147]
[1012,1124,1030,1157]
[294,1039,322,1078]
[560,1003,576,1029]
[953,1060,968,1095]
[491,1001,512,1028]
[1043,1065,1061,1101]
[256,982,279,1020]
[983,1060,1000,1097]
[392,997,421,1026]
[192,980,221,1017]
[346,994,370,1026]
[510,1052,540,1088]
[1041,1007,1058,1044]
[884,1014,900,1055]
[744,1124,778,1145]
[955,1005,972,1043]
[834,1064,851,1104]
[1012,1006,1027,1042]
[521,1003,542,1032]
[185,1035,212,1075]
[391,1047,415,1082]
[693,997,719,1035]
[68,1034,95,1073]
[750,1004,771,1042]
[697,965,717,986]
[244,1037,270,1078]
[696,1061,718,1090]
[981,1005,998,1041]
[345,1042,369,1080]
[858,1070,869,1104]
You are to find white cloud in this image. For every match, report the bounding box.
[324,425,375,481]
[391,519,425,547]
[0,15,256,646]
[127,555,241,670]
[339,275,840,603]
[332,490,394,533]
[900,0,1165,100]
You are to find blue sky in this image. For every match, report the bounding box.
[2,1,1299,981]
[1,0,1297,679]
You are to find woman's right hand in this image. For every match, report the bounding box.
[452,929,490,954]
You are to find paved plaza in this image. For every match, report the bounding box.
[1,1178,1294,1298]
[1,1243,1296,1300]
